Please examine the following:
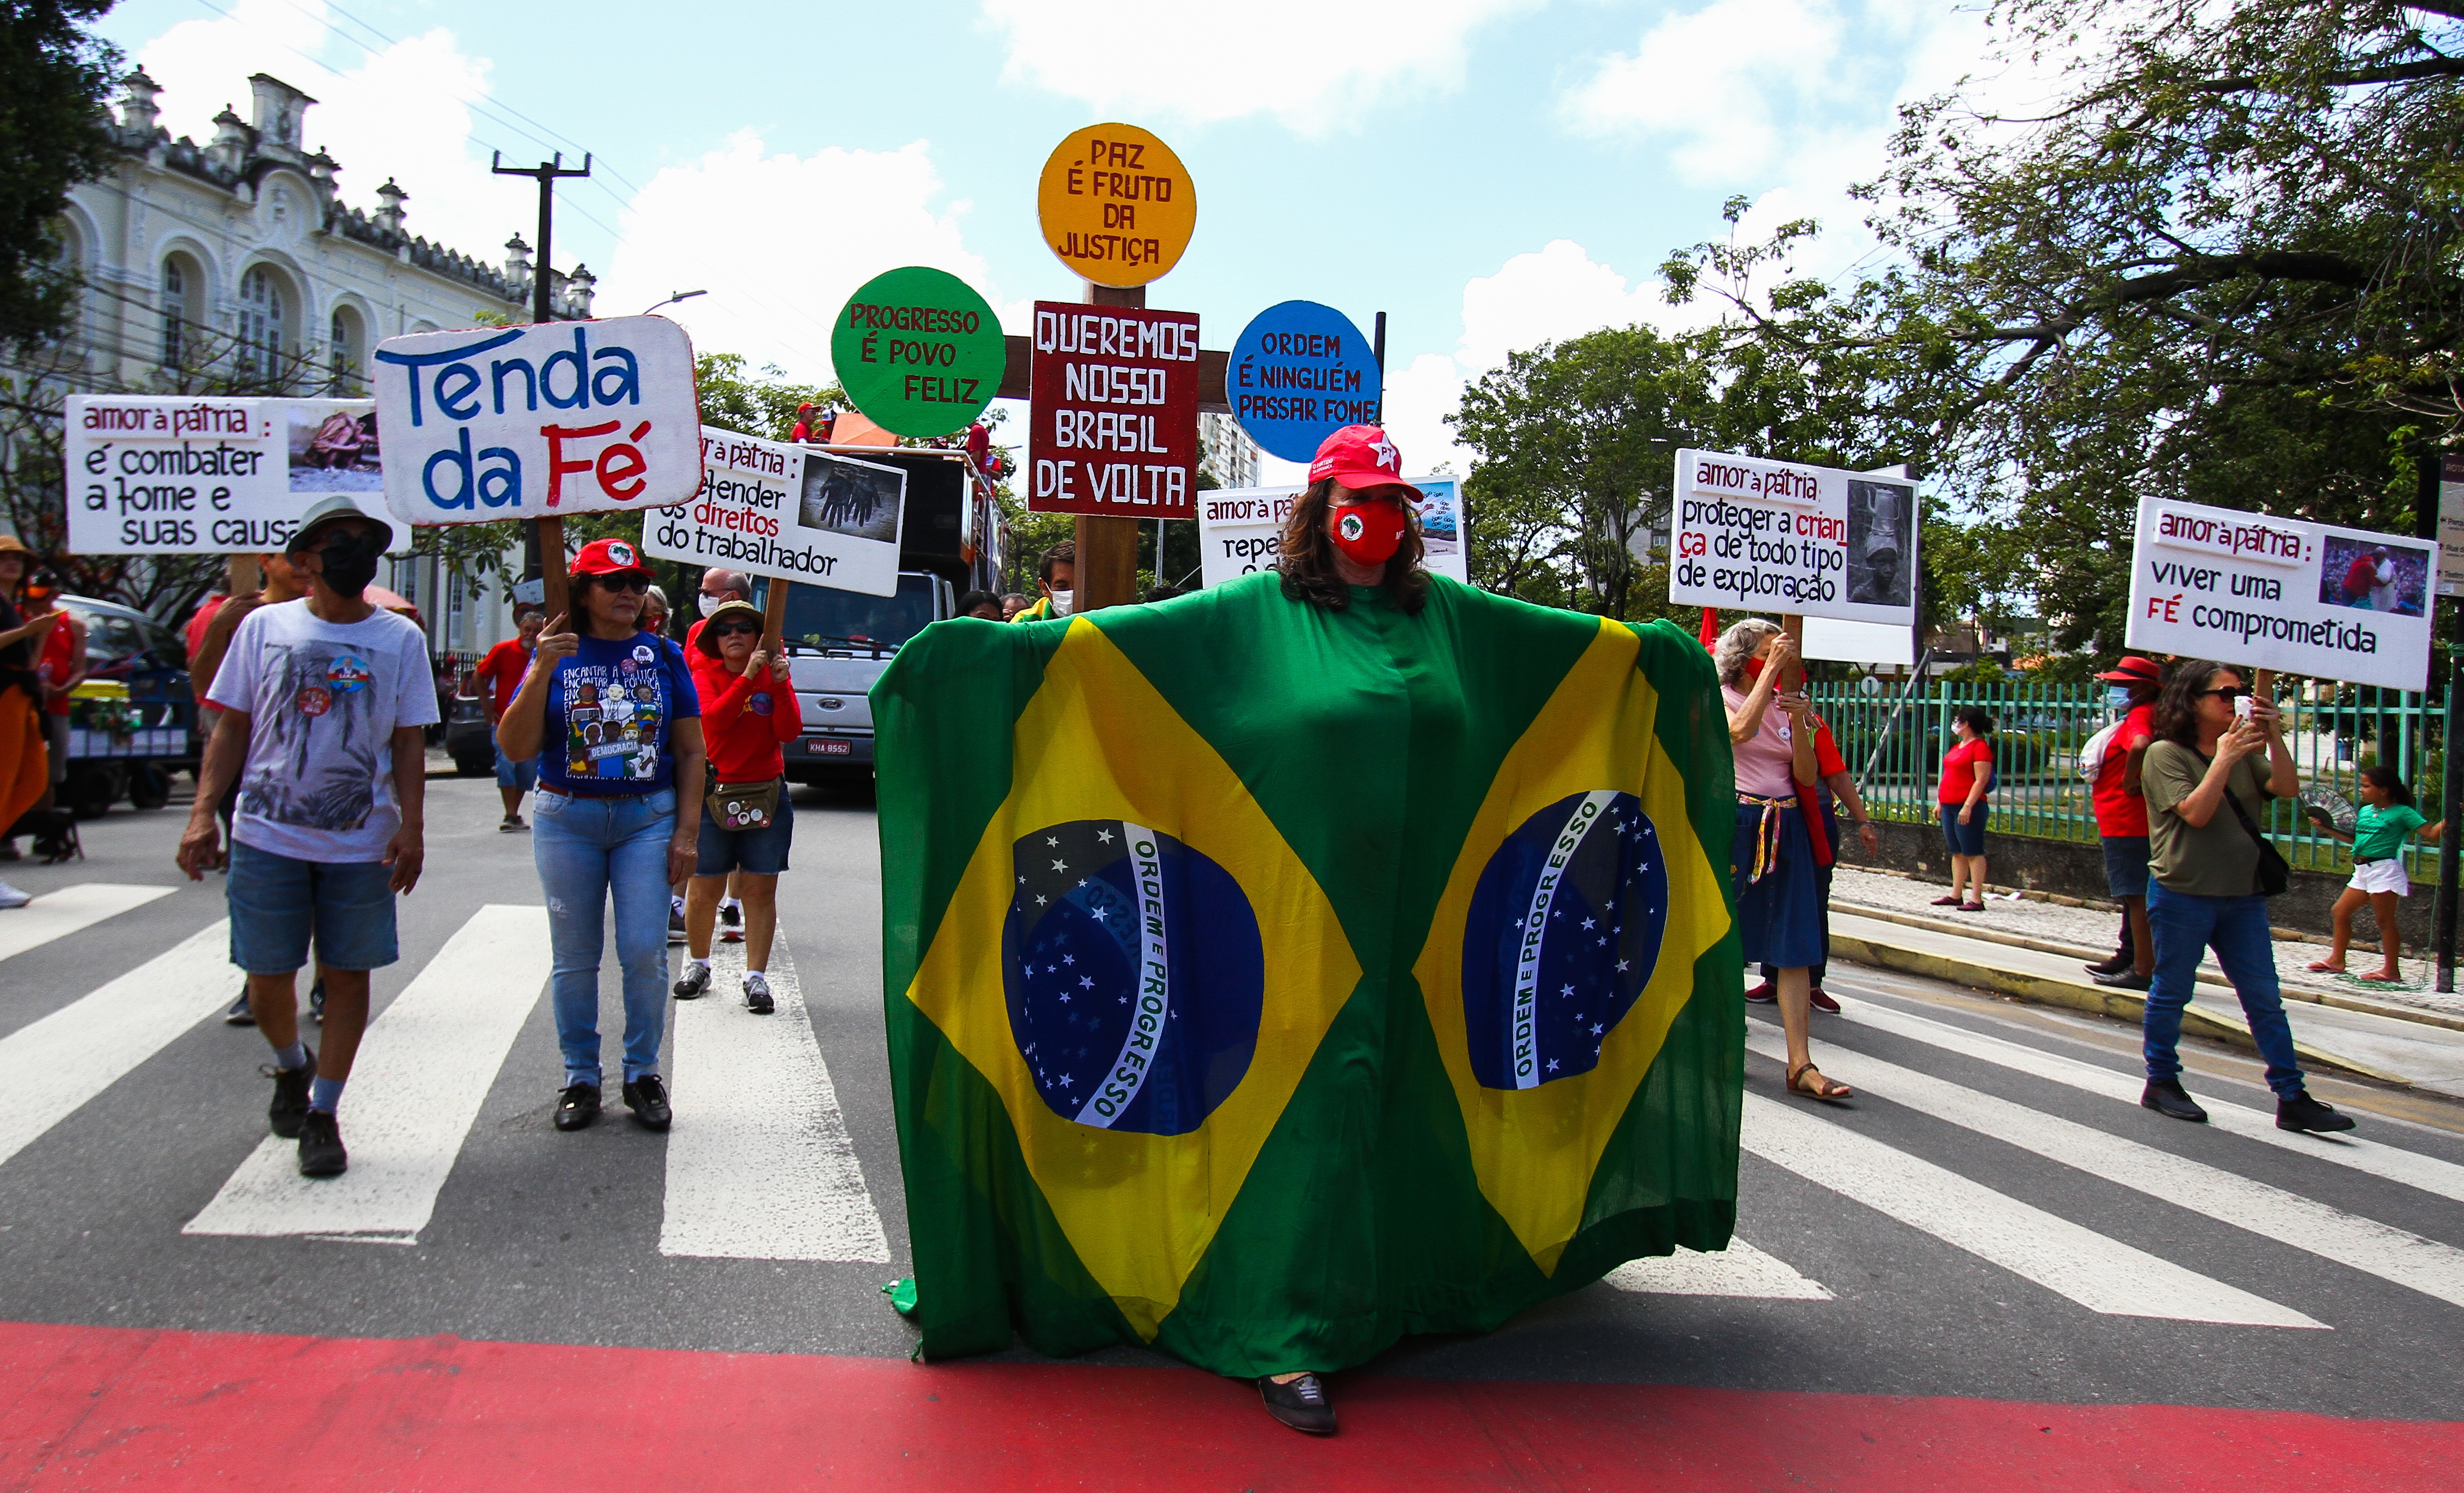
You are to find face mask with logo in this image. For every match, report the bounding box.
[1047,588,1073,617]
[314,531,383,599]
[1329,501,1407,565]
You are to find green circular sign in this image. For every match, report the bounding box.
[832,266,1005,438]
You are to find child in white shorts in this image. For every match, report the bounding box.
[2307,765,2444,983]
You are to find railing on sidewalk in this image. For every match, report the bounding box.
[1808,677,2446,881]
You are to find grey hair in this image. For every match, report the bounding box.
[643,583,670,614]
[1713,617,1780,686]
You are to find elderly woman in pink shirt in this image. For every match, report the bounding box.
[1718,619,1853,1101]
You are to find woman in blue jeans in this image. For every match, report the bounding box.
[497,538,705,1133]
[2137,660,2352,1133]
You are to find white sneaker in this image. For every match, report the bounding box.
[741,970,774,1015]
[0,882,30,909]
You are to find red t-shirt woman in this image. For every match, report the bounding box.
[1934,708,1996,910]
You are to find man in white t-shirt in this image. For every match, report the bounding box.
[176,497,440,1178]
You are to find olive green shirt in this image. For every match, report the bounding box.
[2142,740,2276,897]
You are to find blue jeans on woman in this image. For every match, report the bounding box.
[533,787,677,1088]
[2144,882,2307,1099]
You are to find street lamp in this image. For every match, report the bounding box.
[640,289,707,315]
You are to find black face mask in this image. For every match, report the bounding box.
[314,532,383,598]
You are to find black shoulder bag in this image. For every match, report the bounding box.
[2221,774,2292,897]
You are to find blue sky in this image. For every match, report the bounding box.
[97,0,2001,478]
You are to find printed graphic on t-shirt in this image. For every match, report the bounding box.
[563,643,668,781]
[241,642,387,831]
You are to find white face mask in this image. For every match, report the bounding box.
[1047,588,1073,617]
[698,594,728,618]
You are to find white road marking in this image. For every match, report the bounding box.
[184,906,551,1244]
[1748,1026,2464,1311]
[0,920,232,1170]
[1602,1239,1833,1299]
[1829,991,2464,1206]
[0,883,173,967]
[660,931,890,1262]
[1741,1093,2322,1327]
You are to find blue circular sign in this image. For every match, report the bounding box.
[1459,792,1671,1091]
[1003,819,1264,1135]
[1228,300,1383,463]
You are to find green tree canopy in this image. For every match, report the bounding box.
[0,2,119,348]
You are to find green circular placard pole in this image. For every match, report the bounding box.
[832,266,1007,437]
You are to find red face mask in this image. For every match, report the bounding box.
[1743,657,1765,681]
[1329,501,1407,565]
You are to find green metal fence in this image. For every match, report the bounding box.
[1810,678,2447,880]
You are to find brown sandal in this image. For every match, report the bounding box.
[1788,1061,1853,1102]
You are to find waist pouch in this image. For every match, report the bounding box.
[707,777,781,832]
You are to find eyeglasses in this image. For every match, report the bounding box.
[709,620,760,637]
[593,574,652,594]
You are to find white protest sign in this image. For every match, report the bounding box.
[63,395,398,554]
[1802,616,1914,666]
[1196,476,1466,589]
[1667,449,1917,625]
[371,316,699,525]
[2124,497,2434,690]
[641,429,906,598]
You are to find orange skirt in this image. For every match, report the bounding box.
[0,689,49,833]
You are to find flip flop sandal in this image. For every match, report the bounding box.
[2356,970,2406,983]
[1788,1062,1853,1102]
[2305,960,2345,973]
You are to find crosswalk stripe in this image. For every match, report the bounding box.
[1829,989,2464,1206]
[1740,1092,2322,1327]
[1747,1026,2464,1311]
[0,883,174,966]
[0,921,233,1170]
[184,906,551,1244]
[1602,1240,1833,1299]
[660,932,891,1262]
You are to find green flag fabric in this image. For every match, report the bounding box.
[872,571,1742,1377]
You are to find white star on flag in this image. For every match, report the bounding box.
[1370,435,1399,469]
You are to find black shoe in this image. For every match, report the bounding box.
[720,902,745,944]
[2141,1079,2208,1123]
[265,1048,317,1139]
[223,990,256,1026]
[668,905,687,945]
[2085,953,2131,977]
[1259,1373,1337,1435]
[297,1109,347,1177]
[673,962,711,999]
[623,1074,672,1130]
[2093,969,2152,991]
[2278,1092,2357,1134]
[554,1082,601,1131]
[742,971,775,1015]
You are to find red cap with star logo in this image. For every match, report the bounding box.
[1307,424,1422,502]
[570,537,651,577]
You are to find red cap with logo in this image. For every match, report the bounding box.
[571,537,651,577]
[1308,424,1422,502]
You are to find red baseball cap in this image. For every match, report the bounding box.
[571,537,651,577]
[2096,655,2162,685]
[1308,424,1422,501]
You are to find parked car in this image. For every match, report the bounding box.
[56,595,192,817]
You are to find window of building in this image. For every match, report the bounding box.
[161,261,186,367]
[328,306,362,394]
[238,266,283,381]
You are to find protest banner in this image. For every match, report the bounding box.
[1036,123,1196,289]
[1666,448,1918,627]
[832,267,1005,438]
[2124,496,2435,690]
[1802,616,1915,666]
[371,316,700,526]
[1026,300,1200,519]
[642,428,906,598]
[1227,301,1382,462]
[2437,453,2464,599]
[1196,476,1467,589]
[63,395,398,554]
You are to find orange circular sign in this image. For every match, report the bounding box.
[1036,123,1196,288]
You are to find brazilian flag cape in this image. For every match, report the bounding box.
[874,572,1741,1377]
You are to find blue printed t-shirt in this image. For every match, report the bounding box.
[536,632,700,796]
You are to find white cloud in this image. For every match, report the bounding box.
[595,133,1006,383]
[1563,0,1848,182]
[981,0,1537,131]
[135,0,538,270]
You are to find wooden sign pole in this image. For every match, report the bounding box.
[226,554,262,598]
[1074,280,1145,614]
[537,514,569,624]
[761,571,791,655]
[1781,613,1806,692]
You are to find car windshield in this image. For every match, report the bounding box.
[779,574,937,651]
[63,601,169,667]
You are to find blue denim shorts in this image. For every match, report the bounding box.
[496,745,540,791]
[1941,802,1990,857]
[2101,835,2151,898]
[226,839,399,974]
[696,781,794,877]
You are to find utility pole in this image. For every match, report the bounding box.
[492,150,592,622]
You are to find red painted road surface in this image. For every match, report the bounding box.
[1,1321,2457,1490]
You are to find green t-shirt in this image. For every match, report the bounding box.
[2352,803,2427,863]
[2142,740,2276,897]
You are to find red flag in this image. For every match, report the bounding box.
[1697,607,1719,651]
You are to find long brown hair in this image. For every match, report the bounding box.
[1276,479,1429,614]
[2154,659,2234,745]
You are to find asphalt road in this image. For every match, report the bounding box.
[2,776,2461,1427]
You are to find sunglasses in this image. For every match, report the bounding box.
[2201,686,2252,701]
[709,620,761,637]
[592,574,652,594]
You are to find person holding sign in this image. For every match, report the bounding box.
[1717,618,1851,1102]
[2137,663,2353,1133]
[672,598,801,1012]
[497,539,706,1135]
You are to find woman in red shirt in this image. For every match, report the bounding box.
[1935,707,1996,911]
[673,599,803,1012]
